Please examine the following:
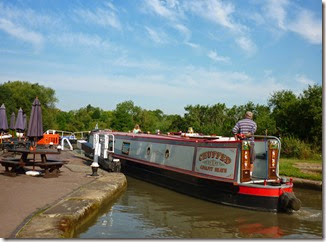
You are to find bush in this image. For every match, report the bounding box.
[281,136,313,159]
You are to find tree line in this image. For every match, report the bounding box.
[0,81,322,154]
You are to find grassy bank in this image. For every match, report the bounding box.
[279,158,322,181]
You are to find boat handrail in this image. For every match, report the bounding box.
[61,137,73,150]
[107,134,115,153]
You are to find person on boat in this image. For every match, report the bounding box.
[232,111,257,174]
[132,124,141,134]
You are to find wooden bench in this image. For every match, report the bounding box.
[0,159,65,178]
[32,161,64,178]
[0,160,22,177]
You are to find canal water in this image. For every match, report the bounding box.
[75,176,323,239]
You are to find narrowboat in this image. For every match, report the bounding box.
[81,130,301,213]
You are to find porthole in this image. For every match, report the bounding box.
[165,149,170,159]
[147,147,151,156]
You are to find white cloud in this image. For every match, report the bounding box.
[185,0,235,30]
[264,0,289,30]
[50,32,111,49]
[184,0,255,54]
[74,7,121,30]
[144,0,176,20]
[111,56,166,71]
[207,50,230,63]
[235,36,257,55]
[165,0,180,9]
[0,18,44,47]
[145,26,170,44]
[143,0,189,42]
[184,42,200,49]
[295,74,315,86]
[0,2,62,30]
[105,2,118,12]
[173,23,191,40]
[1,63,294,114]
[288,10,322,44]
[262,0,321,45]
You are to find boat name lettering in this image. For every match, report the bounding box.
[199,151,231,164]
[202,160,222,166]
[199,165,227,173]
[214,167,227,173]
[200,165,213,171]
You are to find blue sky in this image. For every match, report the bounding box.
[0,0,322,114]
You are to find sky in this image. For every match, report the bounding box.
[0,0,322,115]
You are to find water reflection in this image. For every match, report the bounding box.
[75,177,322,239]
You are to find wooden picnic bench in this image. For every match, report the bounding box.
[1,147,65,178]
[0,159,65,178]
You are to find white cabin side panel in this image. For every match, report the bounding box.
[114,138,194,171]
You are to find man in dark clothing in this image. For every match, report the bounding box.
[232,111,257,174]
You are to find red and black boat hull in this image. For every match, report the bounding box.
[118,157,284,212]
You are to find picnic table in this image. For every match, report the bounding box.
[0,147,65,178]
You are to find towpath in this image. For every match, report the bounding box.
[0,150,126,238]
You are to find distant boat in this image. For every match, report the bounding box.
[82,130,301,213]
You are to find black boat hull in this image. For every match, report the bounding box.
[120,158,280,212]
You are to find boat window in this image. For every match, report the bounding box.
[122,142,130,155]
[165,149,170,159]
[147,147,151,156]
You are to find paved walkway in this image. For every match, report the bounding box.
[0,150,113,238]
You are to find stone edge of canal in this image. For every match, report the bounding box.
[15,173,127,239]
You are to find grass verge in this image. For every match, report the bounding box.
[279,158,322,181]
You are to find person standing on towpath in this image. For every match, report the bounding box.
[232,111,257,175]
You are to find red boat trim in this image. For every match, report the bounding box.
[113,153,236,183]
[238,186,293,197]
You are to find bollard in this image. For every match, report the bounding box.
[91,163,99,176]
[91,142,101,176]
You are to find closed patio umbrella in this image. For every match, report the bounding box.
[0,104,8,143]
[15,108,24,141]
[23,113,27,131]
[27,97,43,147]
[10,112,15,130]
[23,113,27,139]
[15,108,24,135]
[10,112,15,137]
[0,104,8,131]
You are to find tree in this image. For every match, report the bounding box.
[253,104,276,136]
[139,110,159,133]
[165,114,187,132]
[268,90,299,137]
[297,85,322,147]
[184,103,228,135]
[111,101,138,132]
[0,81,58,131]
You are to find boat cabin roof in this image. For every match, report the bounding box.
[94,130,239,144]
